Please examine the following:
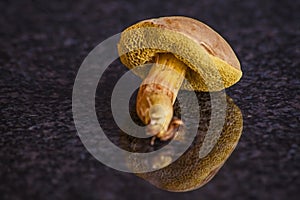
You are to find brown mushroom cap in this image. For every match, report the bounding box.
[118,16,242,91]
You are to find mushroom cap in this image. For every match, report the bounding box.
[118,16,242,91]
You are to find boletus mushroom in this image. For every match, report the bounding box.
[118,16,242,144]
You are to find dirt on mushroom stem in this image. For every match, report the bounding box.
[136,53,187,143]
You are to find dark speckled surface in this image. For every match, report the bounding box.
[1,0,299,200]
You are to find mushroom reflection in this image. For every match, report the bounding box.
[120,92,243,192]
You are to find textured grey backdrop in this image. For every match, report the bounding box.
[0,0,299,200]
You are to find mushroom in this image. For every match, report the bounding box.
[118,16,242,143]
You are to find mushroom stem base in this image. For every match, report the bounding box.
[136,53,187,140]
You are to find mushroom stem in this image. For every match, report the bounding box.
[136,53,187,141]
